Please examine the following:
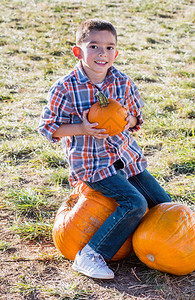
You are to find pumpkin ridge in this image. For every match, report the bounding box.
[77,198,115,219]
[79,189,118,211]
[82,195,117,213]
[147,204,181,238]
[163,222,195,246]
[142,205,194,249]
[65,203,108,233]
[154,205,195,244]
[58,218,94,248]
[162,218,194,240]
[66,215,100,237]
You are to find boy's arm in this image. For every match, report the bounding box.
[53,110,109,139]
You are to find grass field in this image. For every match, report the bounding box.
[0,0,194,299]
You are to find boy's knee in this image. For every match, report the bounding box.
[122,195,147,216]
[134,197,148,217]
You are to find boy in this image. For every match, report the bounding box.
[39,19,171,279]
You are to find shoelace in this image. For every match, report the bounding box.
[91,253,107,267]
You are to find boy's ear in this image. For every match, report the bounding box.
[115,50,118,59]
[72,46,82,59]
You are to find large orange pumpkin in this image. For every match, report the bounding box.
[52,182,132,261]
[132,202,195,275]
[88,91,127,136]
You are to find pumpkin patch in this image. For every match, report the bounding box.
[132,202,195,275]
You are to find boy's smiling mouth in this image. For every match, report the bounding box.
[95,61,107,65]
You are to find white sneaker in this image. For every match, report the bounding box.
[72,250,114,279]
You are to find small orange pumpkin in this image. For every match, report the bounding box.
[52,182,132,261]
[88,91,127,136]
[132,202,195,275]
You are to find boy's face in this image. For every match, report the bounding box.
[73,30,118,84]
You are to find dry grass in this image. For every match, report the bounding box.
[0,0,194,299]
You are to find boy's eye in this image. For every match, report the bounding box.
[90,45,97,49]
[107,46,114,50]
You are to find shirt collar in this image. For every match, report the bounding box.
[74,62,89,84]
[74,61,122,85]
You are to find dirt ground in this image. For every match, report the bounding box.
[1,207,194,300]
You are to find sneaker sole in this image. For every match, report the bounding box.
[72,264,114,279]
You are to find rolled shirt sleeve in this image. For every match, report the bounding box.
[126,79,144,132]
[38,85,73,142]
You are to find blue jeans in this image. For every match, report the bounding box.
[84,169,171,260]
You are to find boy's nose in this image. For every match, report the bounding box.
[98,47,106,57]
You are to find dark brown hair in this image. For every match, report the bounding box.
[76,19,117,45]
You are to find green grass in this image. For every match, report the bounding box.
[0,240,12,251]
[0,0,194,299]
[5,188,51,217]
[11,218,53,241]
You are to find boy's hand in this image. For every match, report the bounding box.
[81,110,109,139]
[123,105,138,131]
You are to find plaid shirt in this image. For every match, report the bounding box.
[39,62,147,186]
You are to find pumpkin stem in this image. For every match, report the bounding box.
[95,91,109,107]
